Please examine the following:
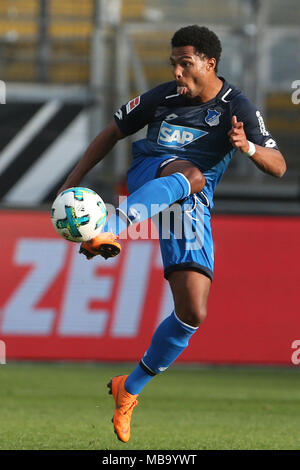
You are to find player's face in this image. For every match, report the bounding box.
[170,46,214,99]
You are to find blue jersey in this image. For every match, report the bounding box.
[114,78,278,207]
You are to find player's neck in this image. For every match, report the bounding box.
[194,76,223,103]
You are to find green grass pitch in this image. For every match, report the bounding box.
[0,362,299,450]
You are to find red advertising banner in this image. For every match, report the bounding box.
[0,210,299,364]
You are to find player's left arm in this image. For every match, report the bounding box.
[228,115,287,178]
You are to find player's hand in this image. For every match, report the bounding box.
[228,115,250,153]
[56,185,68,196]
[56,181,78,196]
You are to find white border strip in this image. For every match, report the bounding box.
[165,93,180,99]
[140,359,156,375]
[116,207,133,226]
[221,88,232,103]
[175,172,192,196]
[174,311,198,330]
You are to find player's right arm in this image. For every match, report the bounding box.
[57,120,125,194]
[58,81,177,194]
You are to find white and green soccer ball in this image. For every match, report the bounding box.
[51,187,107,242]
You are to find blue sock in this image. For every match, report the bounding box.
[125,311,198,395]
[103,172,191,236]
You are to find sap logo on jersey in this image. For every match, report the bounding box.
[157,121,208,148]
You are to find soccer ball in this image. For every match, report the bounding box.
[51,187,107,242]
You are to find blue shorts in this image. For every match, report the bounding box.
[127,156,214,281]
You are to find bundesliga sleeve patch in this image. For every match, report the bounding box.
[256,110,269,136]
[126,96,140,114]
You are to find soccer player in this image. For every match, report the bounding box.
[58,25,286,442]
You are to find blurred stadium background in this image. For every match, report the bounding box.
[0,1,300,445]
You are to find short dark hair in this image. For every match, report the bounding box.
[171,25,222,73]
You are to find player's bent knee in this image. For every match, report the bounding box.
[177,306,207,328]
[159,161,206,193]
[184,167,206,193]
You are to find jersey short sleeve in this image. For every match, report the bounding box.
[231,95,279,149]
[114,81,177,136]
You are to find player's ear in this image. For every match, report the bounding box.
[206,57,216,71]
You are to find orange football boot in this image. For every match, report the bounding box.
[107,375,138,443]
[79,231,121,260]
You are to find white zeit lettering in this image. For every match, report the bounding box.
[1,239,153,336]
[2,239,67,334]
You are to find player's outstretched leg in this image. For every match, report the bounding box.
[79,172,191,260]
[107,375,139,443]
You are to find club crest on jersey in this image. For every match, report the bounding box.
[126,96,140,114]
[157,121,208,148]
[205,109,221,127]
